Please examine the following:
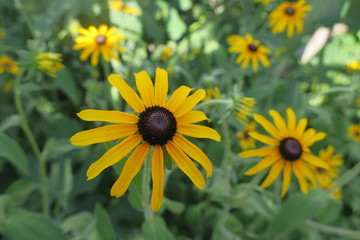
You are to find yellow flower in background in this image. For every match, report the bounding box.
[203,87,222,102]
[0,29,5,39]
[235,97,256,124]
[161,46,174,61]
[73,25,126,66]
[2,78,14,93]
[70,68,221,211]
[0,56,19,75]
[36,53,64,77]
[227,34,271,72]
[348,124,360,142]
[239,108,328,196]
[237,122,257,150]
[108,0,141,15]
[346,60,360,72]
[269,0,312,37]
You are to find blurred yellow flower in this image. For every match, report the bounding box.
[237,121,257,150]
[239,108,328,196]
[203,87,221,102]
[0,29,5,39]
[348,124,360,142]
[346,60,360,72]
[161,46,174,61]
[235,97,256,124]
[36,53,64,77]
[73,25,126,66]
[0,56,19,75]
[269,0,312,37]
[108,0,141,15]
[2,78,14,93]
[227,34,271,72]
[355,97,360,107]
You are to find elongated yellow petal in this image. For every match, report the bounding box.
[286,108,297,134]
[293,118,308,139]
[295,160,316,186]
[70,124,137,146]
[86,134,142,180]
[77,109,138,123]
[166,141,205,189]
[173,134,212,177]
[245,152,281,175]
[299,128,315,147]
[306,132,327,146]
[176,111,209,124]
[238,147,277,158]
[154,68,168,106]
[108,74,145,113]
[302,153,329,169]
[177,124,221,141]
[293,162,308,194]
[165,86,192,113]
[110,143,149,197]
[248,132,279,146]
[260,159,284,188]
[281,162,292,197]
[151,145,164,211]
[253,113,282,140]
[90,49,100,66]
[134,71,155,107]
[269,109,288,137]
[174,89,206,118]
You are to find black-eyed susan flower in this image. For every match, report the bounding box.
[269,0,312,37]
[70,68,221,211]
[161,46,174,61]
[35,53,64,77]
[348,124,360,142]
[239,108,328,196]
[0,56,19,75]
[73,25,126,66]
[235,97,256,125]
[227,34,271,72]
[237,121,257,150]
[108,0,141,15]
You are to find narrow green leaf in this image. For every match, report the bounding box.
[0,133,28,174]
[94,203,116,240]
[55,68,81,107]
[61,211,94,233]
[163,198,185,214]
[5,179,38,206]
[142,216,175,240]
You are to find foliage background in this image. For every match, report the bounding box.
[0,0,360,239]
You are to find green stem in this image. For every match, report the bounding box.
[333,161,360,190]
[14,69,49,215]
[142,147,153,221]
[305,220,360,239]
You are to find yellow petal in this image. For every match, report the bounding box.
[110,143,149,197]
[260,159,284,188]
[86,134,142,180]
[77,109,138,123]
[302,153,329,169]
[176,111,209,124]
[286,108,297,134]
[108,74,145,113]
[70,124,137,146]
[245,152,281,175]
[173,134,212,177]
[174,89,206,118]
[90,49,100,66]
[177,124,221,141]
[295,160,316,186]
[238,147,277,158]
[165,86,192,113]
[134,71,155,107]
[253,113,282,140]
[293,118,308,139]
[154,68,168,106]
[281,162,292,197]
[306,132,327,146]
[150,145,164,211]
[248,132,279,146]
[269,109,288,137]
[293,162,308,194]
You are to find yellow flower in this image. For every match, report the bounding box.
[237,121,257,150]
[348,124,360,142]
[203,87,221,102]
[0,56,19,75]
[239,108,328,196]
[227,34,271,72]
[161,46,174,61]
[70,68,221,211]
[73,25,126,66]
[346,60,360,72]
[235,97,256,125]
[269,0,312,37]
[2,78,14,93]
[0,29,5,39]
[36,53,64,77]
[108,0,141,15]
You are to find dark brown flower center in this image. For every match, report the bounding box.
[317,167,327,173]
[3,63,11,69]
[279,138,302,161]
[95,35,107,45]
[284,7,295,15]
[137,106,177,146]
[244,131,250,139]
[248,44,258,52]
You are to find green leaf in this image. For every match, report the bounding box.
[0,114,20,133]
[166,8,186,41]
[163,198,185,214]
[61,211,94,233]
[128,172,144,210]
[5,179,38,206]
[163,148,173,170]
[142,216,175,240]
[0,133,28,174]
[0,208,67,240]
[42,138,79,160]
[94,203,116,240]
[55,68,81,107]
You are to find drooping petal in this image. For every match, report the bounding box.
[176,111,209,124]
[134,71,155,107]
[302,153,329,169]
[86,134,142,180]
[151,145,164,211]
[238,147,277,158]
[154,68,168,106]
[177,124,221,141]
[269,109,288,137]
[70,124,137,146]
[108,74,145,113]
[281,161,292,197]
[245,152,281,175]
[286,108,297,134]
[293,118,308,139]
[260,159,285,188]
[295,160,316,186]
[165,86,192,113]
[173,134,212,177]
[248,132,279,146]
[166,141,205,189]
[173,89,206,118]
[110,143,150,197]
[77,109,138,123]
[253,113,282,140]
[293,162,309,194]
[90,49,100,66]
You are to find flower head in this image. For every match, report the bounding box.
[237,121,257,150]
[35,53,64,77]
[239,108,328,196]
[269,0,312,37]
[348,124,360,142]
[0,56,19,75]
[73,25,126,66]
[203,87,222,102]
[108,0,141,15]
[161,46,174,61]
[235,97,256,125]
[70,68,221,211]
[346,60,360,72]
[227,34,271,72]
